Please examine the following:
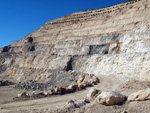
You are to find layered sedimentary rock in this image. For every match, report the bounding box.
[0,0,150,83]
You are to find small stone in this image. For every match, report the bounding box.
[32,92,45,98]
[44,92,49,96]
[77,76,85,84]
[18,92,30,98]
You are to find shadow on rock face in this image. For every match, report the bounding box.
[0,80,15,86]
[2,46,11,53]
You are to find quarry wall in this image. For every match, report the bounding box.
[0,0,150,82]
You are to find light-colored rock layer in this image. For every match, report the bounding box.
[72,52,150,81]
[1,26,150,82]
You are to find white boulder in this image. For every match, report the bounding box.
[95,91,126,106]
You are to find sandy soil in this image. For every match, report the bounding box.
[1,77,150,113]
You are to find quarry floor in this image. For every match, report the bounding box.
[1,77,150,113]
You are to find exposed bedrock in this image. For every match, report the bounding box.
[0,0,150,84]
[1,26,150,82]
[72,52,150,80]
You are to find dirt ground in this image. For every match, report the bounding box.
[1,77,150,113]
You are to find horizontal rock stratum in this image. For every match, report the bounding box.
[0,0,150,83]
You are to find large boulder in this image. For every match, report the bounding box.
[95,91,126,106]
[128,88,150,101]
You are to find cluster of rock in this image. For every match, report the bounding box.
[13,71,100,101]
[58,89,126,112]
[54,88,127,113]
[14,71,99,93]
[37,87,150,112]
[14,80,52,91]
[86,88,150,106]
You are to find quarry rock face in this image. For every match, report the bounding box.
[0,0,150,84]
[1,0,150,113]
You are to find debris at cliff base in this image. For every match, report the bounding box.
[13,71,99,100]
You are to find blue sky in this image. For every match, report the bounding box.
[0,0,127,48]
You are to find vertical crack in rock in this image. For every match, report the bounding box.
[65,57,73,71]
[28,45,35,51]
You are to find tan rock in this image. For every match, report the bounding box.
[95,91,126,106]
[77,76,85,85]
[128,88,150,101]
